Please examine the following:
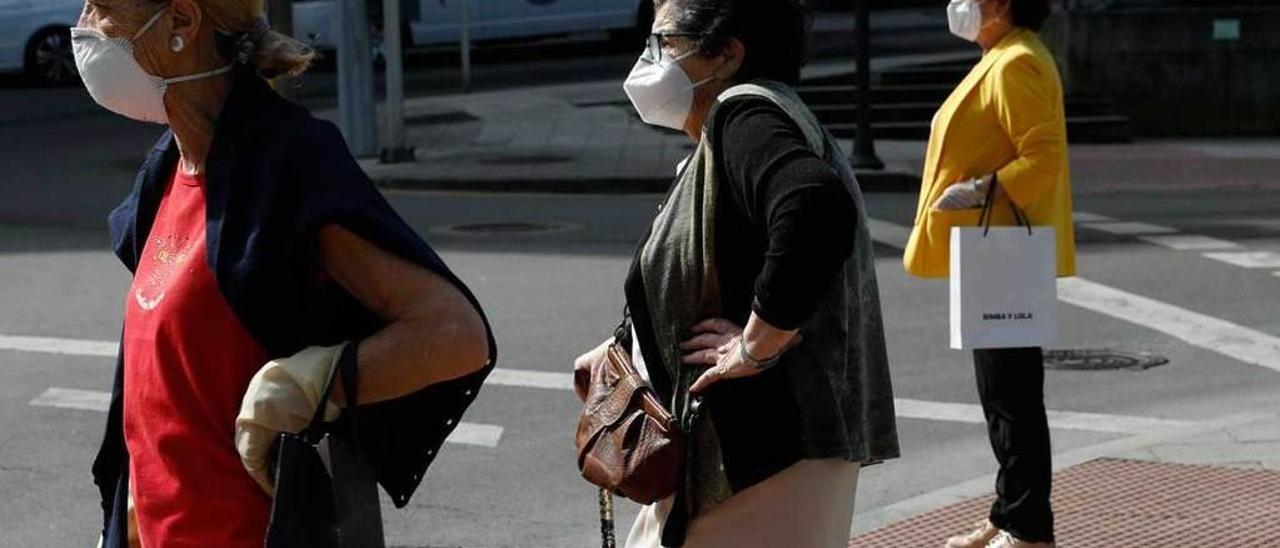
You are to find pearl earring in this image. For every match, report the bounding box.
[170,35,185,52]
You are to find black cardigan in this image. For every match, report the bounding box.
[623,96,857,493]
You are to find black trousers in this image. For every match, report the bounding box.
[973,347,1055,543]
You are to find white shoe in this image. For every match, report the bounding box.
[984,530,1056,548]
[944,520,999,548]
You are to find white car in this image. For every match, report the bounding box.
[293,0,650,50]
[0,0,81,84]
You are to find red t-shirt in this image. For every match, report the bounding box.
[123,167,272,546]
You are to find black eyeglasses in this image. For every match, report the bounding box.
[644,32,703,64]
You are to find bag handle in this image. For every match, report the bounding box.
[304,343,362,438]
[977,175,1033,237]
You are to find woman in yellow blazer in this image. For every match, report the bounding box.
[905,1,1073,547]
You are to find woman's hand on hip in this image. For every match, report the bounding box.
[573,338,613,402]
[681,318,752,395]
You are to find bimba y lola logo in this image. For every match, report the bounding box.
[982,311,1035,321]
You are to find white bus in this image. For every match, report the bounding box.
[293,0,652,50]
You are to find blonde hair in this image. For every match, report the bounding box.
[200,0,317,78]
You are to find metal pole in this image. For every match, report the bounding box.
[460,0,472,92]
[264,0,295,100]
[380,0,413,162]
[851,0,883,170]
[337,0,378,157]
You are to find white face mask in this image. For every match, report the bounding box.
[71,8,233,125]
[623,48,714,131]
[947,0,984,42]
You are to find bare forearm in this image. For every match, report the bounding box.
[331,308,489,405]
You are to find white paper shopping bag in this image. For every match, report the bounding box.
[949,225,1059,349]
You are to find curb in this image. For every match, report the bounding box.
[371,169,919,195]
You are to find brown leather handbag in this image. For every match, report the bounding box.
[575,341,683,505]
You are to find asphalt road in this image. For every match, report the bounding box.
[2,186,1279,546]
[2,35,1280,548]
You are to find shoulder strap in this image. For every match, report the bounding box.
[716,80,827,157]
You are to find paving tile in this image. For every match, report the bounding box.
[850,459,1280,547]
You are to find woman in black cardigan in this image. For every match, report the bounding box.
[574,0,899,545]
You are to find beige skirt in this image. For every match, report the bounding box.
[624,459,861,548]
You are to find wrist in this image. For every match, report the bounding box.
[738,337,782,371]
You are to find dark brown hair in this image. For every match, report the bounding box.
[654,0,811,85]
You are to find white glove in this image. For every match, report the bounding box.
[932,174,993,211]
[235,343,348,494]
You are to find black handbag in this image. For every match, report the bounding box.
[265,344,386,548]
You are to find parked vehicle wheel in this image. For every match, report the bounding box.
[25,26,78,85]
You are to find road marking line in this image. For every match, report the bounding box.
[865,217,1280,374]
[0,335,116,357]
[1138,234,1243,251]
[29,387,110,412]
[1058,277,1280,373]
[1202,251,1280,269]
[1072,212,1116,223]
[10,339,1187,436]
[488,368,572,390]
[894,398,1191,436]
[29,387,504,448]
[1079,221,1179,235]
[483,367,1180,434]
[851,411,1274,535]
[486,369,1181,435]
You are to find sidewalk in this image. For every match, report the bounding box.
[323,50,987,195]
[327,81,1280,198]
[849,407,1280,545]
[334,69,1280,196]
[337,81,925,194]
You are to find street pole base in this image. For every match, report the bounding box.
[379,147,416,164]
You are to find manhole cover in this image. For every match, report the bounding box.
[433,221,579,235]
[1043,349,1168,371]
[479,154,574,166]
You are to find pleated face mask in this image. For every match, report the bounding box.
[71,8,233,125]
[624,35,714,131]
[947,0,984,42]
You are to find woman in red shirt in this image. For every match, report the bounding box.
[74,1,495,546]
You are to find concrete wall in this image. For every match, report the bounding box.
[1042,6,1280,136]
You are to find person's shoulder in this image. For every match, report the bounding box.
[997,31,1056,75]
[711,93,804,148]
[715,94,787,128]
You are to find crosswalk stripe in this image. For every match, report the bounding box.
[1138,234,1242,251]
[486,370,1182,435]
[29,387,504,448]
[1079,221,1179,235]
[488,368,572,390]
[1071,211,1116,223]
[864,217,1280,375]
[10,342,1185,435]
[0,334,116,357]
[894,398,1190,435]
[1202,250,1280,269]
[29,387,109,412]
[1057,277,1280,374]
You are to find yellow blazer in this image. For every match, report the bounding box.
[904,28,1076,279]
